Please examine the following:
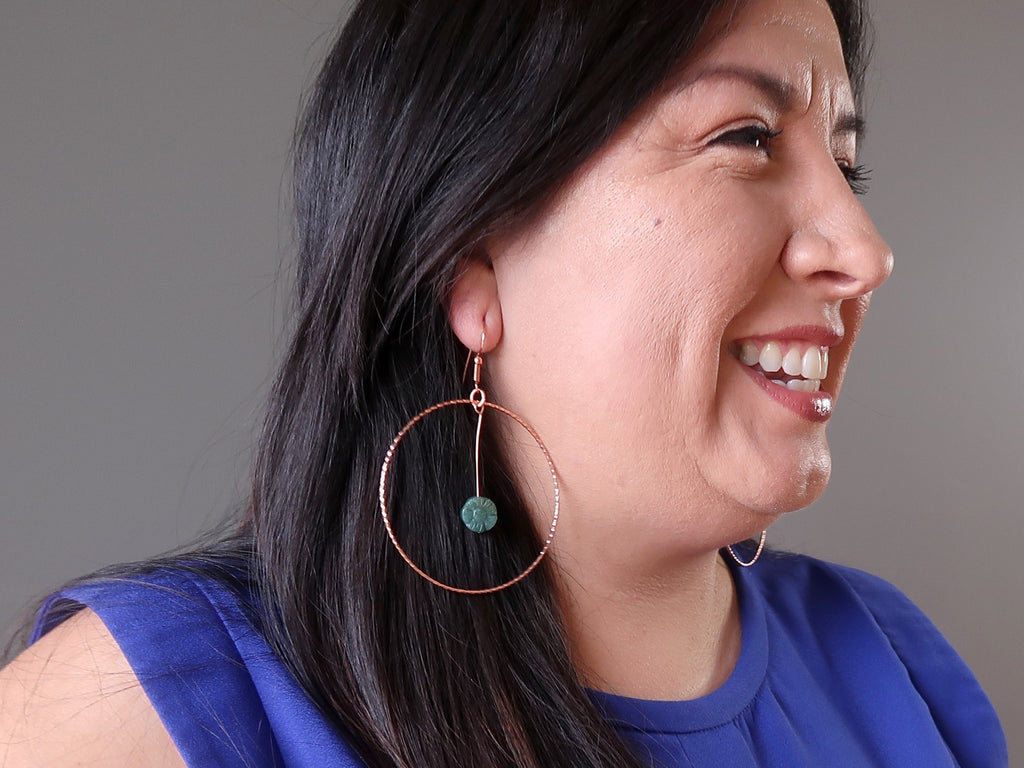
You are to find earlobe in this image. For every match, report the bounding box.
[448,257,502,353]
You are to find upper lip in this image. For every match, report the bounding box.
[733,324,844,348]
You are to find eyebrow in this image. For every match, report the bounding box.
[834,113,867,142]
[678,64,867,141]
[679,65,799,110]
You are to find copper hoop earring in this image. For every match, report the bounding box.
[378,345,560,595]
[726,530,767,567]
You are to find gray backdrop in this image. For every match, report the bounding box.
[2,0,1021,761]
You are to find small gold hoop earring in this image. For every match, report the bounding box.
[378,342,560,595]
[726,530,767,567]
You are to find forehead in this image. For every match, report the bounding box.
[682,0,852,107]
[710,0,844,51]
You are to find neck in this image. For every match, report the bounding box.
[553,545,741,701]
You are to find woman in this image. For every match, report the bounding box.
[0,0,1007,765]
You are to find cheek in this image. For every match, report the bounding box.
[639,187,786,343]
[492,174,784,409]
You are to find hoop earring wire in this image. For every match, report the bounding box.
[378,338,560,595]
[726,530,767,567]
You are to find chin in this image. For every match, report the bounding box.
[741,448,833,516]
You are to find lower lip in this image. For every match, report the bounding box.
[738,362,834,423]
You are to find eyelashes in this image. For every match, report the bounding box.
[711,124,873,195]
[839,164,871,196]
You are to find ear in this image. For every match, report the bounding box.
[448,257,502,354]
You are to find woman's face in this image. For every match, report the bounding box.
[474,0,892,558]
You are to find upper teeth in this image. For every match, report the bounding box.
[738,340,829,386]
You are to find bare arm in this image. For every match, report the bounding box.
[0,608,185,767]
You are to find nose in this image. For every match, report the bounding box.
[780,165,894,300]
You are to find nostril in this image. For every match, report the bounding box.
[816,270,857,286]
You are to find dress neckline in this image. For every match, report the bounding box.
[587,559,769,734]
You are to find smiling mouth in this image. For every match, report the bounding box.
[735,339,829,392]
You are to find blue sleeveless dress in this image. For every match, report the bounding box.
[31,553,1007,767]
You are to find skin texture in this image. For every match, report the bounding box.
[0,0,893,760]
[450,0,891,698]
[0,609,185,767]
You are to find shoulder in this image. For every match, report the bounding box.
[0,607,185,767]
[751,550,919,614]
[750,551,969,666]
[28,563,263,673]
[9,564,356,767]
[747,551,1008,766]
[751,551,965,649]
[3,563,281,768]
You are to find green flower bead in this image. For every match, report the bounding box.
[460,496,498,533]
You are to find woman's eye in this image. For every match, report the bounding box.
[712,125,782,153]
[838,162,872,196]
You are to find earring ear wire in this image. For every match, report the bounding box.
[460,330,488,383]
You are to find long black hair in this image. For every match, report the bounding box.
[17,1,873,766]
[247,1,874,765]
